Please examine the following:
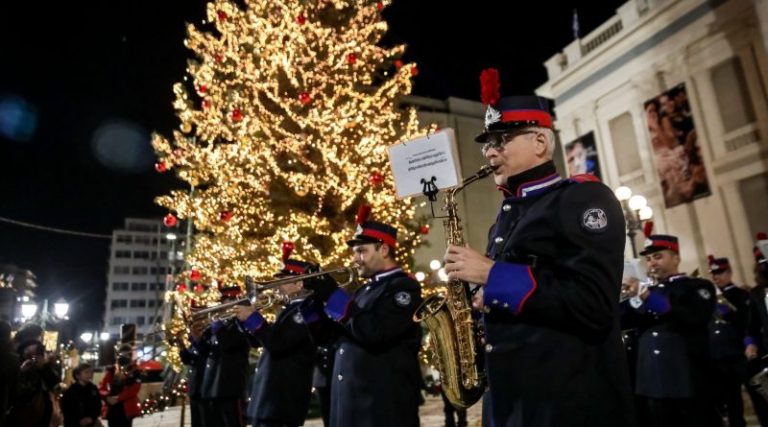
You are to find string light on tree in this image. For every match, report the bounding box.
[151,0,428,371]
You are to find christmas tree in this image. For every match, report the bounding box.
[152,0,429,369]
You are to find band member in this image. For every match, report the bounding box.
[443,80,635,426]
[199,285,250,427]
[707,254,753,427]
[301,206,423,427]
[745,232,768,426]
[622,234,719,426]
[313,344,336,427]
[233,245,317,427]
[180,302,211,427]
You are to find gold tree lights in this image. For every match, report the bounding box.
[153,0,432,368]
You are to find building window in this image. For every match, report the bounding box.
[133,251,150,259]
[111,317,125,325]
[113,266,131,275]
[136,316,146,326]
[116,235,132,244]
[135,236,151,245]
[609,113,642,176]
[112,282,129,291]
[739,173,768,237]
[128,223,158,233]
[712,57,755,133]
[132,267,148,275]
[110,300,127,309]
[130,299,147,308]
[131,282,148,291]
[115,250,131,259]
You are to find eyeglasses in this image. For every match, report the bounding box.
[481,130,538,155]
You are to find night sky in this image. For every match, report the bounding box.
[0,0,624,329]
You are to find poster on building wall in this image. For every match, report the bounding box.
[643,83,711,208]
[564,132,601,179]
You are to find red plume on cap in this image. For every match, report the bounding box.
[643,221,654,238]
[708,254,715,263]
[480,68,500,106]
[282,241,295,262]
[356,205,372,225]
[758,232,768,240]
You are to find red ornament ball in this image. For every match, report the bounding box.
[370,171,384,186]
[296,14,306,25]
[217,10,228,22]
[232,108,243,122]
[298,92,311,105]
[201,99,210,109]
[198,85,207,94]
[214,54,223,63]
[219,211,234,222]
[163,214,178,228]
[410,66,419,76]
[419,225,430,235]
[347,53,357,65]
[376,2,384,11]
[154,161,167,173]
[176,283,187,293]
[394,59,403,69]
[194,284,204,294]
[190,269,201,281]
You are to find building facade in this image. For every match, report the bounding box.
[102,218,185,338]
[537,0,768,284]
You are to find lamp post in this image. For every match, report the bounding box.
[21,298,69,328]
[614,186,654,258]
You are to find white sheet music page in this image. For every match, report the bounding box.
[387,128,462,199]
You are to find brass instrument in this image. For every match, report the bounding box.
[190,291,278,324]
[413,165,492,409]
[619,268,659,303]
[750,356,768,401]
[253,266,358,292]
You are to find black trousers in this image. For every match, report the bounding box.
[253,421,300,427]
[190,398,205,427]
[204,400,244,427]
[441,390,467,427]
[316,386,331,427]
[106,402,133,427]
[644,397,721,427]
[712,360,746,427]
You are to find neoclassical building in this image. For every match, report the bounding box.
[537,0,768,284]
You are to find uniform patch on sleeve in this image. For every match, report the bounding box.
[394,291,412,307]
[581,208,608,233]
[292,312,304,324]
[698,288,712,300]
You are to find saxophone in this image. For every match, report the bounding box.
[414,165,492,409]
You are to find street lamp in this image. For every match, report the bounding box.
[100,332,111,341]
[21,302,37,320]
[80,332,93,343]
[53,298,69,319]
[614,186,654,258]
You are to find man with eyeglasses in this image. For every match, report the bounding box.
[444,76,635,427]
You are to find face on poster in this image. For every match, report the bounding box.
[564,132,600,179]
[643,83,710,208]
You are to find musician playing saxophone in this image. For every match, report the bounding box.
[442,82,634,427]
[233,246,318,427]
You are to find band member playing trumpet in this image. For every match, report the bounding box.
[300,206,423,427]
[443,80,634,427]
[622,233,719,427]
[233,244,317,427]
[180,301,211,427]
[199,284,250,427]
[706,255,759,427]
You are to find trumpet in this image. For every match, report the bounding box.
[190,291,281,324]
[620,269,659,303]
[253,266,359,292]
